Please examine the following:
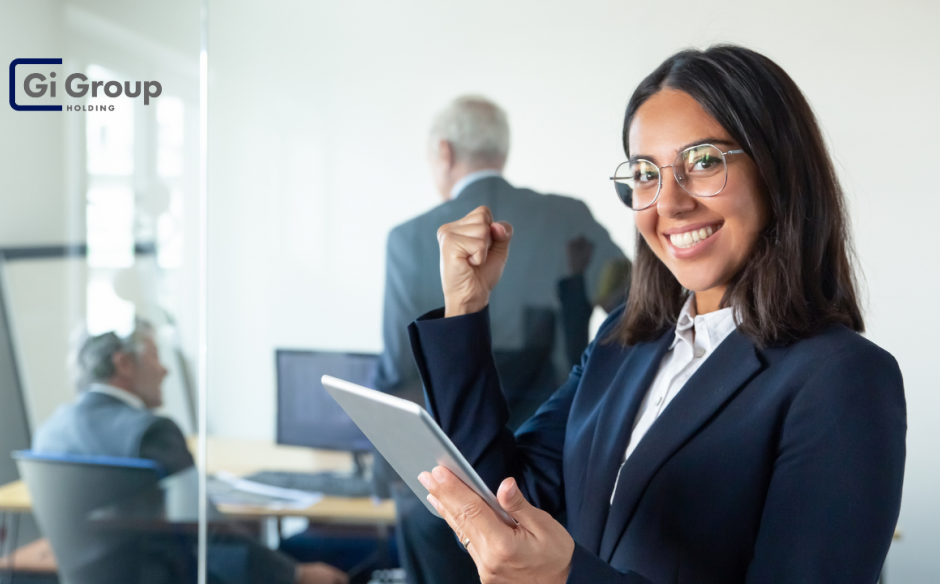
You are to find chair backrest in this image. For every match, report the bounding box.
[13,450,165,584]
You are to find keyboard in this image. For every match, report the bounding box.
[243,470,373,498]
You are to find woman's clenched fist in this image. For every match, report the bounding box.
[437,206,513,317]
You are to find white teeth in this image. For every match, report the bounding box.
[669,226,719,249]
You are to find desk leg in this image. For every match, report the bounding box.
[0,511,18,584]
[0,511,6,584]
[8,514,18,583]
[376,524,390,568]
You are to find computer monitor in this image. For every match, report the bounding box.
[275,350,377,455]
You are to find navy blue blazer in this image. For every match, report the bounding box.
[408,305,906,584]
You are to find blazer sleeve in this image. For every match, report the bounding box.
[408,305,603,517]
[744,340,906,583]
[139,417,195,476]
[374,226,425,396]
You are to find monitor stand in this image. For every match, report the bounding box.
[352,451,371,479]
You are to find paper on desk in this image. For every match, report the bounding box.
[209,471,323,510]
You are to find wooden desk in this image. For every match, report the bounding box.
[190,436,356,476]
[191,436,396,525]
[217,496,395,526]
[0,437,396,525]
[0,480,30,514]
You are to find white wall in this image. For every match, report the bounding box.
[208,0,940,580]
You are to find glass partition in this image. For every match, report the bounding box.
[1,1,202,582]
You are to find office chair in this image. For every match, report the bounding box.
[12,451,170,584]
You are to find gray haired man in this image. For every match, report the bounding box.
[34,321,194,475]
[376,95,625,411]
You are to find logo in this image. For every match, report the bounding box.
[9,58,163,112]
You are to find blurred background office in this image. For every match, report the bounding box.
[1,0,939,583]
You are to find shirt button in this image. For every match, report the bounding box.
[655,395,663,405]
[694,348,705,358]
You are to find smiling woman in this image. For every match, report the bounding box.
[618,47,862,344]
[627,89,770,317]
[409,44,905,584]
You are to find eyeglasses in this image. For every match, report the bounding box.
[610,144,745,211]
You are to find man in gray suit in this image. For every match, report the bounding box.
[375,96,625,411]
[375,96,626,584]
[34,321,348,584]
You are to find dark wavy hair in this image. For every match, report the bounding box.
[616,45,863,347]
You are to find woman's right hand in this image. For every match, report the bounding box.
[437,206,513,317]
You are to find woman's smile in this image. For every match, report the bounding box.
[663,221,723,256]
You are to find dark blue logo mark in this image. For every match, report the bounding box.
[9,58,63,111]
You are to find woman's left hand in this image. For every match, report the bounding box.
[417,466,575,584]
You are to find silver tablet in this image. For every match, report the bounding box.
[321,375,516,526]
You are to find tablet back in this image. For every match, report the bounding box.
[321,375,514,526]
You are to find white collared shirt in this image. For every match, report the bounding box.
[88,382,146,410]
[610,294,738,504]
[450,169,502,199]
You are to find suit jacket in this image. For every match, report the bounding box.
[408,305,906,584]
[34,390,194,476]
[375,176,624,404]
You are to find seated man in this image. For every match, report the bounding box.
[35,321,192,474]
[34,320,347,584]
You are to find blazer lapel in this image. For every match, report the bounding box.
[598,331,764,561]
[573,330,673,554]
